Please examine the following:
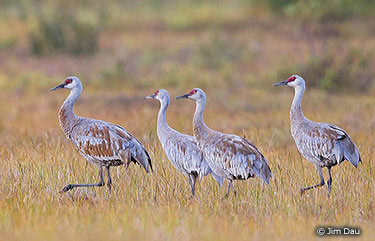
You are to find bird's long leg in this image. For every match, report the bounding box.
[300,167,325,195]
[106,166,112,194]
[188,173,197,196]
[229,180,237,196]
[224,179,236,198]
[327,167,332,194]
[60,166,105,193]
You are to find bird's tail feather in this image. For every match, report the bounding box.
[136,147,153,173]
[340,136,361,168]
[253,157,272,184]
[120,146,152,173]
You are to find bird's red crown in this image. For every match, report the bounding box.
[287,76,296,82]
[189,89,197,96]
[65,78,73,84]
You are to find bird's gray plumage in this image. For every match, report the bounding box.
[69,119,152,171]
[274,75,361,194]
[52,76,152,193]
[176,88,271,197]
[145,89,224,196]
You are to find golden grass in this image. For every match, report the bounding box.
[0,86,374,241]
[0,2,374,239]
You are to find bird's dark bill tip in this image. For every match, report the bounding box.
[144,94,155,99]
[176,94,189,99]
[51,83,65,91]
[273,80,288,86]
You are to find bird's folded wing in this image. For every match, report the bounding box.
[202,133,271,183]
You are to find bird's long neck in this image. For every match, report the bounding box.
[290,84,306,133]
[193,100,211,141]
[59,86,81,138]
[157,98,171,142]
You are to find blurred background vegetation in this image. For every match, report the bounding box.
[0,0,374,93]
[0,2,374,240]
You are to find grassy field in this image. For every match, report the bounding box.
[0,1,375,240]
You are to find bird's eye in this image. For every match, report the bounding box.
[288,76,296,82]
[189,89,197,96]
[65,78,73,84]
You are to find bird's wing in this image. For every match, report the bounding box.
[71,119,152,172]
[296,123,360,167]
[327,124,361,167]
[162,133,203,175]
[71,120,119,160]
[202,133,271,183]
[112,124,152,172]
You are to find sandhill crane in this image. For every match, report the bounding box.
[145,89,224,196]
[176,88,271,197]
[51,76,152,193]
[274,75,361,194]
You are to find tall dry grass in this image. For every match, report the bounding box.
[0,86,374,240]
[0,1,374,240]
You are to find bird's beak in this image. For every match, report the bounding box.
[144,94,155,99]
[176,93,189,99]
[273,80,288,86]
[51,83,66,91]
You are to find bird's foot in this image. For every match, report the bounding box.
[60,184,74,193]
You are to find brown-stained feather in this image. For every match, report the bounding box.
[59,107,79,139]
[56,77,152,186]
